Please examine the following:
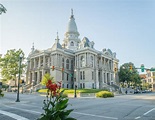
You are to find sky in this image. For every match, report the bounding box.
[0,0,155,71]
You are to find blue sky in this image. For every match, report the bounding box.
[0,0,155,70]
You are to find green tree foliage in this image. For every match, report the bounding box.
[0,4,7,15]
[0,49,26,86]
[118,62,141,87]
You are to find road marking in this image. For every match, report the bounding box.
[73,111,118,119]
[135,107,155,119]
[4,105,41,114]
[135,116,141,119]
[0,109,29,120]
[143,108,155,115]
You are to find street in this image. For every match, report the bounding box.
[0,92,155,120]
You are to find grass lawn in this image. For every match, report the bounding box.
[38,88,108,94]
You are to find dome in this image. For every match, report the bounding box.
[66,9,79,34]
[67,16,78,33]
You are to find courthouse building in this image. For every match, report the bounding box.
[26,10,119,89]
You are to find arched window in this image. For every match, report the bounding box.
[70,41,74,46]
[80,56,85,67]
[66,59,69,69]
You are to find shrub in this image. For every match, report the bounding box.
[96,91,114,98]
[0,89,4,98]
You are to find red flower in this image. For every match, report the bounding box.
[46,80,62,97]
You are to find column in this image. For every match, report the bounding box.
[85,53,87,67]
[37,71,40,84]
[33,58,36,68]
[38,57,40,68]
[48,56,50,67]
[43,55,45,67]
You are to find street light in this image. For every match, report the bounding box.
[74,85,77,98]
[74,68,77,98]
[16,53,23,102]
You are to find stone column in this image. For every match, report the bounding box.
[37,71,40,84]
[33,58,36,68]
[85,53,87,67]
[43,55,45,67]
[48,56,50,67]
[38,57,40,68]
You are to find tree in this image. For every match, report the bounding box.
[0,4,7,15]
[0,49,26,86]
[118,62,141,87]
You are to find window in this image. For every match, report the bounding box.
[80,71,82,80]
[91,56,93,67]
[66,59,69,69]
[62,58,64,68]
[67,74,69,81]
[83,71,85,80]
[83,83,85,88]
[70,41,74,46]
[92,83,94,89]
[46,57,48,66]
[81,56,85,67]
[71,60,74,70]
[92,72,94,80]
[50,57,51,66]
[80,83,82,88]
[67,84,68,88]
[109,60,112,70]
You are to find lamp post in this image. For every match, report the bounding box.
[16,53,23,102]
[74,85,77,98]
[74,68,77,98]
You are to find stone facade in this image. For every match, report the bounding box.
[26,10,119,89]
[145,69,155,91]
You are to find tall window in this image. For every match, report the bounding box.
[83,83,85,88]
[62,58,64,68]
[45,57,48,66]
[67,73,69,81]
[92,71,94,80]
[80,83,82,88]
[83,71,85,80]
[80,71,82,80]
[109,60,112,70]
[71,60,74,70]
[91,56,93,67]
[66,59,69,69]
[81,56,85,67]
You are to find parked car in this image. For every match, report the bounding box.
[134,89,140,94]
[145,89,152,93]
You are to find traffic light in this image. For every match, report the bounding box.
[141,64,145,72]
[129,65,132,71]
[61,68,64,72]
[20,80,22,84]
[114,68,117,72]
[69,74,73,77]
[52,66,55,71]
